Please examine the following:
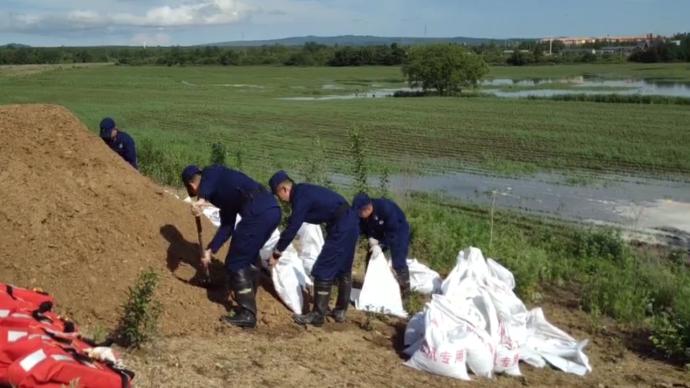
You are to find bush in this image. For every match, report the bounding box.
[210,142,227,166]
[571,228,626,263]
[137,139,187,186]
[115,269,161,348]
[650,312,690,360]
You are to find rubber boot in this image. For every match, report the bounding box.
[395,267,411,303]
[331,273,352,323]
[221,268,257,328]
[294,280,331,327]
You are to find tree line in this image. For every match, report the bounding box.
[0,43,408,67]
[1,33,688,67]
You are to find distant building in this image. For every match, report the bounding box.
[599,46,636,55]
[560,48,597,55]
[541,33,663,46]
[540,36,596,46]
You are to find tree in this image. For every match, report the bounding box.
[402,44,488,96]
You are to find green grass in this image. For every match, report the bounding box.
[1,64,689,182]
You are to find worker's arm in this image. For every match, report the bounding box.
[381,203,408,259]
[275,198,308,253]
[123,135,138,170]
[207,208,237,254]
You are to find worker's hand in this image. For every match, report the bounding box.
[191,199,207,217]
[269,250,282,268]
[201,248,212,267]
[368,237,379,252]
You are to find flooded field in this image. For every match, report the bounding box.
[279,76,690,100]
[333,171,690,247]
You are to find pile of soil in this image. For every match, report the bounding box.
[0,104,291,335]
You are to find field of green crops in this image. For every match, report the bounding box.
[1,64,689,186]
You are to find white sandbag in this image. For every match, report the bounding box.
[354,246,407,318]
[296,223,324,274]
[441,247,491,297]
[409,246,590,380]
[270,246,312,314]
[405,296,471,381]
[258,225,314,314]
[259,228,281,267]
[408,259,442,294]
[487,258,516,290]
[493,321,522,376]
[522,308,592,376]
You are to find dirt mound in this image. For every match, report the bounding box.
[0,104,292,334]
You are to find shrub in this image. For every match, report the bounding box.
[115,269,161,348]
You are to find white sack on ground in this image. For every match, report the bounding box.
[407,258,442,294]
[405,247,591,380]
[352,246,407,318]
[258,224,324,315]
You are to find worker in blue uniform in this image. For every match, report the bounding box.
[352,192,411,300]
[99,117,137,170]
[181,165,281,328]
[268,171,359,326]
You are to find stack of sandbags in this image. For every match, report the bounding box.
[404,247,591,380]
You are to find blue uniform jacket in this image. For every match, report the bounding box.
[198,165,277,254]
[108,131,137,170]
[276,183,349,253]
[360,198,410,265]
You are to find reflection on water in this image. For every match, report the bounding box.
[280,77,690,100]
[331,171,690,238]
[483,76,690,98]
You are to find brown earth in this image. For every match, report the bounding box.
[1,104,688,387]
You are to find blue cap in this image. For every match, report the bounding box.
[99,117,116,139]
[352,192,371,210]
[181,165,202,183]
[269,170,290,194]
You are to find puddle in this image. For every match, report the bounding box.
[332,172,690,246]
[283,77,690,101]
[279,88,416,101]
[483,76,690,98]
[180,81,264,88]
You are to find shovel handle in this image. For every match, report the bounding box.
[194,216,211,279]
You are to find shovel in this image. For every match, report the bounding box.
[195,215,212,286]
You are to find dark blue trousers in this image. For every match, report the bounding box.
[311,209,359,282]
[226,194,281,272]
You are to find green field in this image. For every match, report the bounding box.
[1,64,689,185]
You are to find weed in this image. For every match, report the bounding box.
[378,166,390,198]
[210,142,227,166]
[115,268,162,348]
[302,137,332,188]
[348,127,368,194]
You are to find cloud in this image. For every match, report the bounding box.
[0,0,251,33]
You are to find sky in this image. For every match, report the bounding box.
[0,0,688,46]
